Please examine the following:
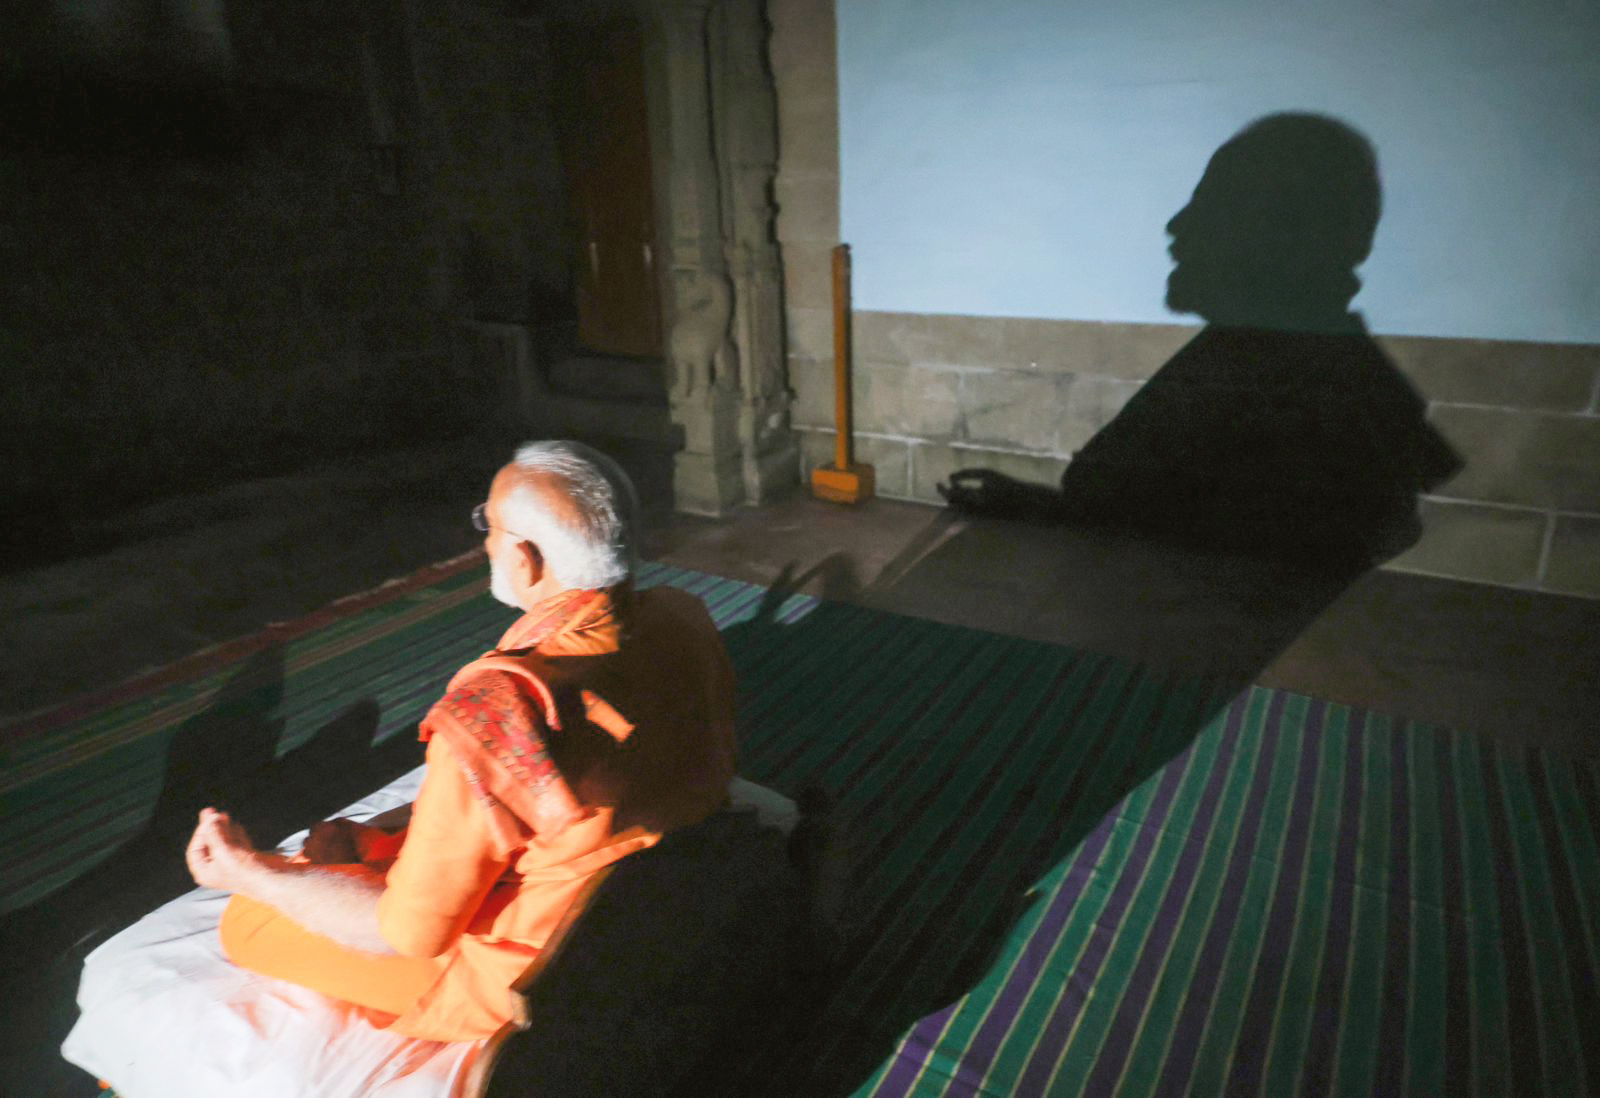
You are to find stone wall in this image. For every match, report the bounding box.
[768,0,840,475]
[768,0,1600,600]
[791,312,1600,598]
[2,0,567,560]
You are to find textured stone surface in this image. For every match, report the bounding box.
[1381,335,1600,412]
[910,443,1069,503]
[787,356,836,429]
[786,305,835,361]
[783,308,1600,595]
[1429,406,1600,511]
[852,312,1197,379]
[850,361,961,438]
[797,429,911,498]
[768,0,839,511]
[767,0,838,88]
[999,316,1110,373]
[774,176,841,242]
[852,311,1012,368]
[1544,514,1600,598]
[1386,500,1548,587]
[958,370,1066,450]
[781,241,836,310]
[776,94,840,177]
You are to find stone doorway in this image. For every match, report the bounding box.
[650,0,797,514]
[552,12,663,361]
[500,0,796,516]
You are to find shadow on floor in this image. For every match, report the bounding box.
[690,519,1373,1095]
[1,647,425,1096]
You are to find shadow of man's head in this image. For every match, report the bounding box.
[1166,112,1381,333]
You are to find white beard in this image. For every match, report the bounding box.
[489,555,522,609]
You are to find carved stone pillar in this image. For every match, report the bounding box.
[714,0,798,504]
[655,0,744,515]
[650,0,795,515]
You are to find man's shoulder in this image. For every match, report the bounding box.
[432,663,555,730]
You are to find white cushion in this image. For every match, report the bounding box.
[60,772,795,1098]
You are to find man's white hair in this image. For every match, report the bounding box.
[501,440,637,590]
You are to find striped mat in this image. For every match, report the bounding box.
[6,561,1598,1096]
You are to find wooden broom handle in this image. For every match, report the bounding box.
[831,243,853,469]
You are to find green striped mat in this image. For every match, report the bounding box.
[0,561,812,914]
[7,561,1596,1096]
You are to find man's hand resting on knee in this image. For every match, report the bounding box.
[185,808,394,954]
[185,807,263,893]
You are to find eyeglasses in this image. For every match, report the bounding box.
[473,503,536,544]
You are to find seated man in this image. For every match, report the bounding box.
[183,440,738,1043]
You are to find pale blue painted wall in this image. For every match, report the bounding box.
[838,0,1600,344]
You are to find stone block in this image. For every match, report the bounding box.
[671,386,741,455]
[1543,514,1600,598]
[852,311,917,365]
[958,369,1065,451]
[787,355,835,429]
[1429,406,1600,511]
[785,305,834,361]
[776,94,839,178]
[1057,375,1144,453]
[1384,499,1547,587]
[747,436,801,503]
[674,449,744,516]
[999,316,1109,375]
[853,311,1010,368]
[911,442,1068,504]
[851,360,961,438]
[797,428,911,498]
[780,240,835,311]
[774,176,839,242]
[1379,334,1599,412]
[766,0,837,92]
[796,426,835,473]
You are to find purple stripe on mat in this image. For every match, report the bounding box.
[1479,742,1543,1090]
[867,659,1124,1098]
[1220,698,1330,1098]
[843,653,1099,1038]
[872,798,1124,1098]
[1147,690,1290,1098]
[1074,693,1259,1098]
[1297,709,1368,1098]
[1372,719,1412,1096]
[1433,733,1472,1098]
[953,719,1196,1098]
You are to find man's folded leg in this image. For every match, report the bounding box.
[220,892,446,1023]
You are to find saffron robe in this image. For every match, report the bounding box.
[219,583,738,1041]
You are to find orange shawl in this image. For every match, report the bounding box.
[419,587,629,849]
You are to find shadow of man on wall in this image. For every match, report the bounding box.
[942,111,1461,566]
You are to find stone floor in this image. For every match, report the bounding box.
[6,431,1598,759]
[656,494,1600,760]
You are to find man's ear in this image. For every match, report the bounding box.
[515,540,545,588]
